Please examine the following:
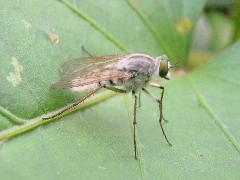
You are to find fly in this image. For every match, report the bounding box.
[43,47,174,160]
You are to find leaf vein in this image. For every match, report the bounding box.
[60,0,129,52]
[0,106,25,125]
[187,77,240,153]
[126,0,173,58]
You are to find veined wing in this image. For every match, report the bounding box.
[52,54,131,90]
[60,54,127,79]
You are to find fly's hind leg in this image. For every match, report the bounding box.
[42,87,102,120]
[142,86,172,146]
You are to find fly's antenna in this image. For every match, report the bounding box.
[169,61,180,69]
[81,46,94,57]
[174,61,180,67]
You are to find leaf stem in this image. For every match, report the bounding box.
[0,91,117,141]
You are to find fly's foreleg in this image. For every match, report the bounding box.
[149,83,168,122]
[142,87,172,146]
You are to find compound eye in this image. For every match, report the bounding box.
[159,59,169,78]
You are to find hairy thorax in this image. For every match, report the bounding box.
[123,73,151,93]
[98,72,151,93]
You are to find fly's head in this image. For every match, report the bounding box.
[157,55,173,80]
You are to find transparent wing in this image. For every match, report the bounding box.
[60,54,127,79]
[53,54,131,89]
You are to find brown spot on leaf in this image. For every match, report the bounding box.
[6,57,23,87]
[48,32,59,45]
[21,19,32,28]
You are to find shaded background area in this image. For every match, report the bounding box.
[190,0,240,68]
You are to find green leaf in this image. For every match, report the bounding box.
[2,0,240,179]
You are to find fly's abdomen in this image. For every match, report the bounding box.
[71,78,125,92]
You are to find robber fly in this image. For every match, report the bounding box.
[43,47,174,160]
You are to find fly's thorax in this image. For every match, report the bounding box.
[117,53,156,76]
[111,53,157,92]
[123,73,152,92]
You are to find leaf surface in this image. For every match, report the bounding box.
[2,0,240,180]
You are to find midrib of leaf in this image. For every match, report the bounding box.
[123,95,147,180]
[0,91,117,140]
[126,0,174,58]
[59,0,128,53]
[186,77,240,153]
